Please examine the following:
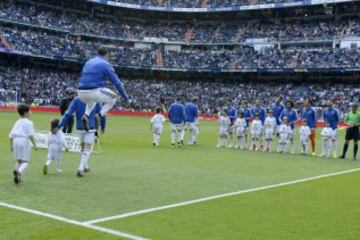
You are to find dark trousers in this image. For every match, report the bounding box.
[62,116,74,134]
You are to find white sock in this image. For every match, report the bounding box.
[156,134,160,144]
[153,133,157,143]
[18,162,29,174]
[171,131,176,144]
[100,99,116,116]
[79,150,90,171]
[46,160,52,166]
[15,163,21,171]
[56,159,61,171]
[179,130,185,141]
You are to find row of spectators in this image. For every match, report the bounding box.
[106,0,304,8]
[1,25,360,69]
[0,1,358,43]
[1,65,359,115]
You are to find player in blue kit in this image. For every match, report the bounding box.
[251,99,266,149]
[77,48,128,131]
[184,97,199,145]
[279,100,298,154]
[226,99,237,148]
[241,100,252,146]
[58,97,106,177]
[302,100,317,156]
[323,101,339,158]
[168,97,185,147]
[271,96,284,136]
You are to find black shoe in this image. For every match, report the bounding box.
[82,115,90,132]
[84,168,90,173]
[339,156,345,159]
[181,140,184,145]
[76,170,84,177]
[153,142,156,146]
[13,170,20,184]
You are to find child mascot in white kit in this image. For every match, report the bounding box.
[264,110,277,152]
[9,104,38,184]
[43,119,68,175]
[217,109,230,148]
[299,119,311,155]
[320,121,334,158]
[150,107,166,147]
[278,117,292,153]
[234,112,247,149]
[250,114,262,151]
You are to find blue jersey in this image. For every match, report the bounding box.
[168,102,185,124]
[242,108,252,126]
[323,107,339,130]
[280,108,298,129]
[227,106,237,125]
[58,97,106,131]
[79,56,128,101]
[251,106,266,125]
[302,107,317,129]
[271,103,284,125]
[184,102,199,123]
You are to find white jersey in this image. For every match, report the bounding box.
[264,117,276,131]
[9,118,35,139]
[151,114,166,127]
[250,120,262,134]
[299,126,311,141]
[321,127,333,140]
[279,124,291,138]
[219,116,230,134]
[48,131,66,151]
[235,118,246,132]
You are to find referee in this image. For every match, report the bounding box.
[340,103,360,160]
[60,87,76,133]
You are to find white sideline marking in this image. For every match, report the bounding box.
[84,167,360,225]
[0,201,149,240]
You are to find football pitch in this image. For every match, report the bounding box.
[1,111,359,240]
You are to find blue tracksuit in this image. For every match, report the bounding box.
[302,107,317,129]
[184,102,198,123]
[168,102,185,124]
[58,97,106,131]
[323,107,339,130]
[251,106,266,125]
[242,107,252,127]
[227,106,236,125]
[78,56,128,101]
[272,103,284,125]
[280,108,298,129]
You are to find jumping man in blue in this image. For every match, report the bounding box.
[58,97,106,177]
[77,48,128,131]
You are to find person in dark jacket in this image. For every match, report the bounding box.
[60,87,76,133]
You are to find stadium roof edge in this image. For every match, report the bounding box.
[86,0,356,13]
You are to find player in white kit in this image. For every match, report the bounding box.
[150,107,166,147]
[217,109,230,148]
[43,119,68,175]
[250,114,262,151]
[320,121,333,158]
[278,117,291,153]
[234,112,247,149]
[9,104,38,184]
[264,110,276,152]
[299,119,311,155]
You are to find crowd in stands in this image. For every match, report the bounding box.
[107,0,305,8]
[1,66,359,116]
[0,1,358,43]
[1,25,360,69]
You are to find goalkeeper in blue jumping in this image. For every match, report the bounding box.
[77,47,128,130]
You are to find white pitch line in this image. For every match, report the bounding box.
[0,201,149,240]
[84,167,360,225]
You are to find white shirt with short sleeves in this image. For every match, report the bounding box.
[9,118,35,161]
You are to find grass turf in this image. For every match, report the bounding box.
[0,111,359,239]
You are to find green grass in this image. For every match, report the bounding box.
[0,111,359,240]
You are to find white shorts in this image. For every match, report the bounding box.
[251,131,261,139]
[78,132,95,145]
[170,123,184,132]
[265,129,274,139]
[78,88,117,104]
[48,148,62,161]
[219,127,228,136]
[300,139,308,145]
[13,138,31,161]
[185,122,196,131]
[153,125,163,135]
[236,128,245,137]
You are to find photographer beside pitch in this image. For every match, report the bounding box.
[77,47,128,131]
[340,103,360,160]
